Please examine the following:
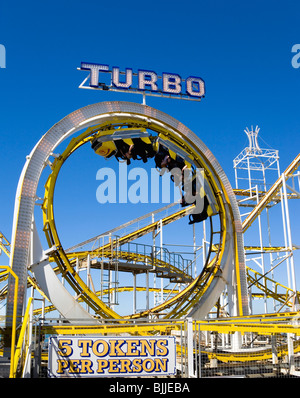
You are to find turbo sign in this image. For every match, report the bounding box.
[79,62,205,100]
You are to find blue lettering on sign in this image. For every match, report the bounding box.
[79,62,205,99]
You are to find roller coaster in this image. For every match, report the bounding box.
[0,101,299,378]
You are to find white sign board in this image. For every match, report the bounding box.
[48,335,176,378]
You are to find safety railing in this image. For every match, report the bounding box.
[2,312,300,378]
[0,266,18,378]
[26,315,300,378]
[119,241,193,278]
[246,265,300,310]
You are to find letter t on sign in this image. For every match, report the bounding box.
[81,62,109,87]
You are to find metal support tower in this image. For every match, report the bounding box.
[233,126,299,313]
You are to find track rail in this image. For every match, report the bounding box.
[6,101,247,325]
[5,151,299,320]
[0,231,10,258]
[41,123,225,319]
[242,153,300,232]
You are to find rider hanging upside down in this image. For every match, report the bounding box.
[92,136,156,165]
[154,145,209,225]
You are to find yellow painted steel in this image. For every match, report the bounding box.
[0,232,49,301]
[39,313,300,361]
[205,345,300,363]
[12,297,33,378]
[33,317,300,364]
[211,244,299,253]
[66,249,193,282]
[2,113,300,371]
[76,206,195,253]
[234,188,298,201]
[24,263,300,318]
[244,245,298,252]
[3,251,300,366]
[0,268,9,283]
[246,266,300,307]
[0,273,49,302]
[3,151,299,372]
[41,121,229,320]
[0,231,11,258]
[0,306,294,366]
[0,266,18,378]
[32,286,180,316]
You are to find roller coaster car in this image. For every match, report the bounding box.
[129,137,156,163]
[181,184,210,225]
[154,146,186,171]
[155,145,211,225]
[91,139,117,158]
[91,134,156,165]
[188,195,210,225]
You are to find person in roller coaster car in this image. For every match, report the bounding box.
[115,138,156,165]
[154,146,209,225]
[92,137,156,165]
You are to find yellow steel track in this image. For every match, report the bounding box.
[1,150,300,364]
[37,311,300,363]
[2,102,299,371]
[0,231,10,258]
[2,151,300,313]
[41,121,228,320]
[2,145,299,319]
[242,153,300,233]
[65,249,193,283]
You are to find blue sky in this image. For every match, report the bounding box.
[0,1,299,313]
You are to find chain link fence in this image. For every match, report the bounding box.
[177,319,300,378]
[3,314,300,378]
